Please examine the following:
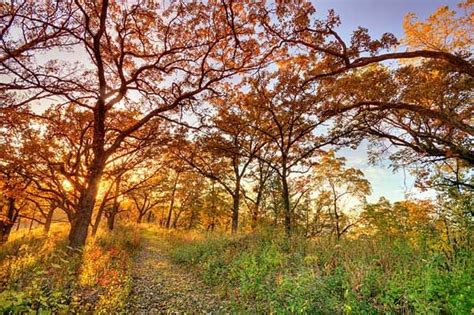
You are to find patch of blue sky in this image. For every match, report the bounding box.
[312,0,456,203]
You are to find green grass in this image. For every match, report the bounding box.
[1,224,472,313]
[167,230,474,314]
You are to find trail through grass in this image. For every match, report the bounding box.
[127,227,229,313]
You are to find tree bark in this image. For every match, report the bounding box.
[230,156,243,234]
[330,183,341,240]
[281,169,291,236]
[251,162,269,230]
[16,216,21,231]
[107,200,120,231]
[28,206,36,232]
[146,211,153,223]
[0,198,16,244]
[251,188,263,230]
[172,209,183,228]
[91,182,113,237]
[91,202,105,237]
[136,212,144,224]
[0,221,14,244]
[166,172,180,229]
[107,210,116,231]
[1,198,17,242]
[68,166,104,247]
[231,186,240,234]
[334,200,341,240]
[106,176,122,232]
[160,204,166,227]
[43,207,55,233]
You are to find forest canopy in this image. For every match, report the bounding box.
[0,0,472,313]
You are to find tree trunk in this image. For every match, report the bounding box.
[230,156,243,234]
[251,189,263,230]
[331,184,341,240]
[166,172,180,229]
[0,221,14,244]
[0,200,15,244]
[68,78,108,247]
[172,209,183,228]
[106,176,122,232]
[107,210,116,231]
[91,203,104,237]
[69,186,99,247]
[107,202,120,231]
[91,182,113,237]
[305,206,310,238]
[281,170,291,236]
[43,207,55,233]
[160,205,166,227]
[29,206,36,232]
[16,216,21,231]
[0,198,17,244]
[68,157,105,247]
[146,211,153,223]
[251,162,268,230]
[273,205,279,227]
[136,212,144,224]
[231,188,240,234]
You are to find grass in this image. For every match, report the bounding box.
[1,224,472,313]
[0,224,141,313]
[166,228,474,314]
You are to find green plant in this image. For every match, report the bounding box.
[167,229,474,314]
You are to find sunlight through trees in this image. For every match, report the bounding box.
[0,0,472,313]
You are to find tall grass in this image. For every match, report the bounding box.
[0,224,140,313]
[167,229,474,314]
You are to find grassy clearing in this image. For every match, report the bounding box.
[0,224,141,313]
[166,229,474,314]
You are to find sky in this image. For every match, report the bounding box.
[311,0,460,203]
[313,0,459,40]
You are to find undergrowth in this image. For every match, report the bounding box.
[167,229,474,314]
[0,224,141,313]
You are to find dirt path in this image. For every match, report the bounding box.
[126,228,230,314]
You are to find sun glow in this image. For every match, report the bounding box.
[62,179,73,191]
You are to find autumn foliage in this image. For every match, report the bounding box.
[0,0,472,313]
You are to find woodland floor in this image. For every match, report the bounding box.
[126,228,230,314]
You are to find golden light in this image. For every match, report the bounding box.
[62,179,73,192]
